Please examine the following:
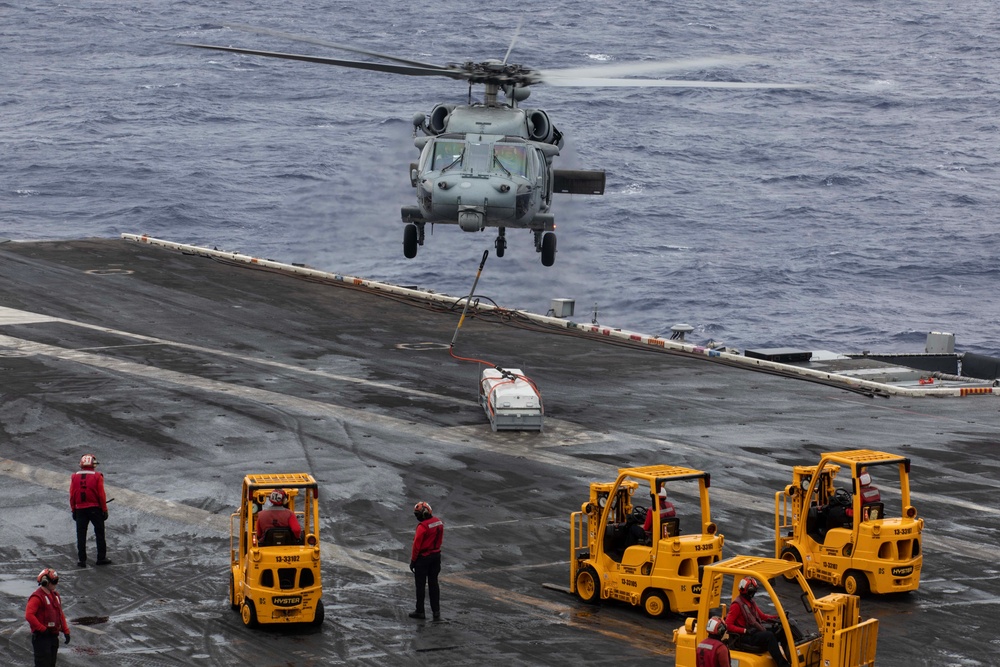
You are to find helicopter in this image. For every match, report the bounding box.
[181,27,801,266]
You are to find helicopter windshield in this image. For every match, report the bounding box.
[431,140,464,170]
[493,144,529,178]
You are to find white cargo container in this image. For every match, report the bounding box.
[479,368,544,432]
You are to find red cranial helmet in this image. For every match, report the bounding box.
[706,616,727,637]
[79,454,98,469]
[739,576,759,597]
[413,501,432,520]
[37,568,59,586]
[269,489,288,506]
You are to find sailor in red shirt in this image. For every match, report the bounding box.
[25,568,70,666]
[69,454,110,567]
[643,486,677,538]
[726,576,791,667]
[408,501,443,621]
[255,489,302,544]
[696,616,731,667]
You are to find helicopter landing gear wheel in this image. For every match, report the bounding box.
[403,224,418,259]
[541,232,556,267]
[495,227,506,258]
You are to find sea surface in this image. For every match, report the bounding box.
[4,1,999,356]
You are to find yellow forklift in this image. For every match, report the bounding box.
[673,555,878,667]
[230,473,324,627]
[775,449,922,595]
[570,465,723,617]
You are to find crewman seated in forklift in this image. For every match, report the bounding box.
[643,486,678,541]
[858,469,883,521]
[255,489,302,546]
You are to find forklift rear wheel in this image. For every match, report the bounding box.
[843,570,870,597]
[241,599,258,628]
[575,566,600,604]
[641,589,669,618]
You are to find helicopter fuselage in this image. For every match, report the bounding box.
[408,105,558,232]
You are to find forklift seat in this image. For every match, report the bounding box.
[261,527,295,546]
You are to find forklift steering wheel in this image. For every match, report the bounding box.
[630,506,647,524]
[833,488,852,506]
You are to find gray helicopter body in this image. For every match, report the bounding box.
[403,103,600,263]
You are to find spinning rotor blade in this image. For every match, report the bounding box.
[540,77,805,89]
[539,56,762,80]
[502,17,524,66]
[220,24,451,71]
[534,56,803,89]
[178,43,469,80]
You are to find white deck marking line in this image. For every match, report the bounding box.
[0,306,472,405]
[0,306,59,325]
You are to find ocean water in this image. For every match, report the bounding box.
[4,1,999,355]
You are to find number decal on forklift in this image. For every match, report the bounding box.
[893,528,912,535]
[622,578,638,587]
[277,555,301,563]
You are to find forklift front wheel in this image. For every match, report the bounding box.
[843,570,870,597]
[780,546,802,563]
[229,573,239,610]
[241,599,258,628]
[576,566,600,604]
[641,589,669,618]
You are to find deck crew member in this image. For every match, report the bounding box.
[643,486,677,539]
[696,616,731,667]
[70,454,110,567]
[25,568,70,666]
[409,501,443,621]
[255,489,302,543]
[726,576,791,667]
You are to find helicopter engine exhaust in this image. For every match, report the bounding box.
[428,104,455,135]
[526,109,556,145]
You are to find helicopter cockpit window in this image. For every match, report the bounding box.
[493,144,529,178]
[431,140,465,170]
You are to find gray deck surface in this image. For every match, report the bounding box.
[0,238,996,666]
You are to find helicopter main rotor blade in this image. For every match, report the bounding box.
[220,24,452,71]
[502,17,524,66]
[540,77,806,89]
[178,43,469,80]
[531,56,804,89]
[538,56,763,80]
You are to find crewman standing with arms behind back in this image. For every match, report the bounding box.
[70,454,111,567]
[409,501,443,621]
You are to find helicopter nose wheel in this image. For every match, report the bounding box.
[403,223,419,259]
[494,228,507,258]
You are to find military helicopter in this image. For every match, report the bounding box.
[181,27,800,266]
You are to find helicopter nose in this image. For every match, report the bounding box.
[458,207,485,232]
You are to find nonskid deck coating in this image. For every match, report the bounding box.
[0,238,997,666]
